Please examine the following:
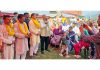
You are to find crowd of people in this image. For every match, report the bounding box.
[0,12,100,59]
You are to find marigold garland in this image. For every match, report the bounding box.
[5,23,15,36]
[18,21,28,35]
[31,18,41,29]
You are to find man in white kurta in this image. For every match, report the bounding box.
[0,15,15,59]
[40,16,51,54]
[29,13,40,56]
[14,14,29,59]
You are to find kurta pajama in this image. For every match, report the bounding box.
[0,24,15,59]
[40,21,51,52]
[29,20,40,56]
[14,22,29,59]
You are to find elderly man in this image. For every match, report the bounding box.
[40,15,51,54]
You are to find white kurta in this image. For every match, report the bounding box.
[29,20,40,46]
[0,24,15,59]
[29,19,40,56]
[72,26,81,36]
[40,21,51,37]
[14,22,29,58]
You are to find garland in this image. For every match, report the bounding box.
[5,23,15,36]
[18,21,28,35]
[31,18,41,29]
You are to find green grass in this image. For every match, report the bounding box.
[0,46,89,59]
[33,48,65,59]
[26,46,87,59]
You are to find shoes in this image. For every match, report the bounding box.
[33,53,38,55]
[41,51,44,54]
[29,56,33,59]
[45,49,50,52]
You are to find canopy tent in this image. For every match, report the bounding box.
[0,11,14,17]
[1,11,100,21]
[62,11,82,16]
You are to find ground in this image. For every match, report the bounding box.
[0,46,87,59]
[26,46,86,59]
